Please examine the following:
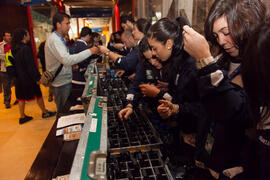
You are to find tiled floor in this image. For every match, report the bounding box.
[0,85,56,180]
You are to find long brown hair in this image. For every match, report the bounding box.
[205,0,265,58]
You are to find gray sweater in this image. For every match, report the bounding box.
[45,32,92,87]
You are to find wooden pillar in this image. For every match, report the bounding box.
[76,18,80,38]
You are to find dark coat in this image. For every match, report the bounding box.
[14,43,41,86]
[70,40,94,82]
[13,42,42,100]
[196,57,253,175]
[114,46,138,76]
[164,49,201,133]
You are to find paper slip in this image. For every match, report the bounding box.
[88,112,97,117]
[57,113,85,129]
[69,104,84,111]
[90,118,98,132]
[63,132,81,141]
[56,125,82,136]
[54,174,69,180]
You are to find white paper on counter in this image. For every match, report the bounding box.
[57,113,85,129]
[90,118,98,132]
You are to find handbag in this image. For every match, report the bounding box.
[40,64,63,87]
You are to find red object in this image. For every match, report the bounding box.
[27,6,38,69]
[114,3,120,31]
[132,0,135,18]
[4,44,11,53]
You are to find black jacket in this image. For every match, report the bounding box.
[13,43,41,86]
[195,57,252,174]
[70,40,94,82]
[127,61,167,109]
[164,49,201,133]
[114,46,138,76]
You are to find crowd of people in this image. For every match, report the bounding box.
[0,0,269,179]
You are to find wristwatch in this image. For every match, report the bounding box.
[105,50,111,56]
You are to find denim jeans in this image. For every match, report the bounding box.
[51,83,72,113]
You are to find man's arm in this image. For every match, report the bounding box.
[99,45,122,63]
[46,37,99,66]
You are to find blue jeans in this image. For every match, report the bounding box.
[51,83,72,113]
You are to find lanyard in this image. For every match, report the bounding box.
[54,31,68,50]
[228,64,241,81]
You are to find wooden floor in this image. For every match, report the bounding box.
[0,85,57,180]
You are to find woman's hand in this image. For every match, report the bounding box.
[90,46,100,54]
[139,84,160,97]
[183,25,212,61]
[223,166,244,179]
[156,80,169,91]
[97,45,109,54]
[128,73,136,80]
[209,168,220,179]
[116,70,125,77]
[118,105,133,120]
[157,100,179,119]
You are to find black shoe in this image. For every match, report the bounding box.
[19,116,33,124]
[42,110,56,118]
[5,104,11,109]
[13,100,18,105]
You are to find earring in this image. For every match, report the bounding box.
[167,47,171,50]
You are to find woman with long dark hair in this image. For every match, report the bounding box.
[118,37,166,120]
[147,18,201,145]
[242,18,270,180]
[182,0,265,179]
[12,28,55,124]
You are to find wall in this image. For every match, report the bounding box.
[0,5,29,41]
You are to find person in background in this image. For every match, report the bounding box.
[89,32,103,63]
[64,34,74,48]
[242,18,270,180]
[45,12,99,115]
[99,29,138,78]
[99,18,151,79]
[0,31,17,108]
[182,0,265,179]
[37,41,46,72]
[120,15,135,31]
[12,28,56,124]
[70,27,93,94]
[107,32,126,55]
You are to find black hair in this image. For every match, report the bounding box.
[2,31,11,37]
[138,37,152,68]
[120,15,135,25]
[52,12,70,31]
[91,32,101,38]
[205,0,265,58]
[11,28,28,53]
[174,16,190,33]
[242,18,270,125]
[80,27,92,38]
[134,18,151,35]
[147,18,182,56]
